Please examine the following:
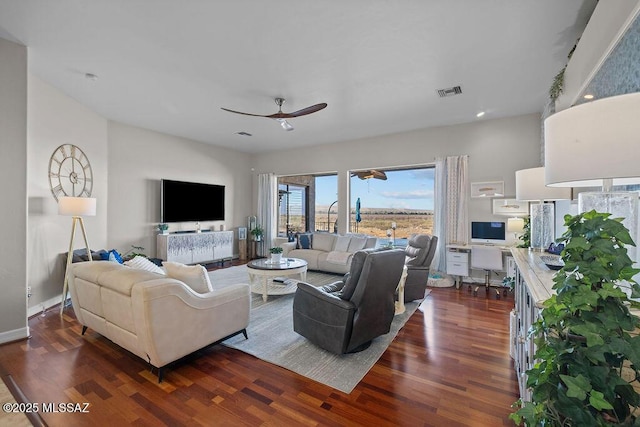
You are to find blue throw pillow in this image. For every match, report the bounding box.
[108,249,123,264]
[298,233,312,249]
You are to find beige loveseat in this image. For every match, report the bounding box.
[68,261,250,381]
[275,233,377,274]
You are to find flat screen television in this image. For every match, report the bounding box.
[471,221,506,245]
[161,179,225,223]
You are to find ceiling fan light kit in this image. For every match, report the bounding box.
[221,97,327,131]
[276,118,294,131]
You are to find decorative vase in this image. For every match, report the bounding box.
[271,253,282,264]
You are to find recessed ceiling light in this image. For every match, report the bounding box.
[235,131,252,136]
[583,94,594,100]
[476,111,485,118]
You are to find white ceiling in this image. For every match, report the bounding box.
[0,0,596,153]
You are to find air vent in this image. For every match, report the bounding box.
[437,86,463,98]
[235,131,252,136]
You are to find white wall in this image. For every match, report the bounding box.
[27,75,109,314]
[253,113,542,243]
[107,122,253,258]
[0,38,28,342]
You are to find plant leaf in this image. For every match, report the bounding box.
[561,374,591,400]
[589,390,614,411]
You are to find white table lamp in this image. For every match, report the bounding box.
[507,217,525,241]
[544,92,640,261]
[516,167,571,251]
[59,196,97,315]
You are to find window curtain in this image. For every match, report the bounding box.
[257,173,278,257]
[432,155,469,273]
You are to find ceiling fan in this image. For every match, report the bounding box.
[351,170,388,180]
[221,97,327,131]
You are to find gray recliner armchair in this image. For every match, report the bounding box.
[403,234,438,302]
[292,248,405,354]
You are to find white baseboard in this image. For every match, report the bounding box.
[0,326,29,344]
[28,294,66,318]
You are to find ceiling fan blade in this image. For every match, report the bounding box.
[288,103,328,117]
[266,103,328,119]
[352,170,388,180]
[220,107,270,118]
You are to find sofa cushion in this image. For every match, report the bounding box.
[333,235,351,252]
[312,233,335,252]
[163,262,213,293]
[125,256,166,275]
[347,236,368,252]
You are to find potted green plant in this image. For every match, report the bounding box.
[250,225,264,242]
[517,216,531,248]
[511,210,640,426]
[502,276,515,297]
[157,223,169,235]
[269,246,283,264]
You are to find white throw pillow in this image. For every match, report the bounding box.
[124,256,166,275]
[163,262,213,293]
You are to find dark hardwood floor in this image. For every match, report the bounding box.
[0,273,518,427]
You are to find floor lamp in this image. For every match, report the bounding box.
[545,92,640,263]
[515,167,571,251]
[59,196,97,316]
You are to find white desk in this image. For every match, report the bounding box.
[446,244,516,288]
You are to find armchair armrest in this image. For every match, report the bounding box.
[407,265,430,271]
[132,280,251,367]
[319,280,344,294]
[295,282,354,311]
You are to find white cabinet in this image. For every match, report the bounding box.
[511,248,555,402]
[157,231,234,264]
[446,249,469,276]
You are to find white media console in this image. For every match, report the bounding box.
[157,231,233,264]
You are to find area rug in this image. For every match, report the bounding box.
[0,375,32,427]
[209,265,428,393]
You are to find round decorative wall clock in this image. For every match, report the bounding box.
[48,144,93,201]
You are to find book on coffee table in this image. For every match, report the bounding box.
[272,277,297,286]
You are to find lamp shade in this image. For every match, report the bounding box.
[58,197,97,216]
[507,217,525,233]
[515,167,571,201]
[544,92,640,187]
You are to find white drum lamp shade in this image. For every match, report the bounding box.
[507,217,525,242]
[516,167,571,201]
[58,196,97,217]
[544,92,640,188]
[507,217,525,233]
[515,167,571,251]
[544,92,640,263]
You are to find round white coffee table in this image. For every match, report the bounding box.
[247,258,308,302]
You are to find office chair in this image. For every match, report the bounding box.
[471,245,503,298]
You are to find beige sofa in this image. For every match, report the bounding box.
[68,261,250,381]
[275,233,377,274]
